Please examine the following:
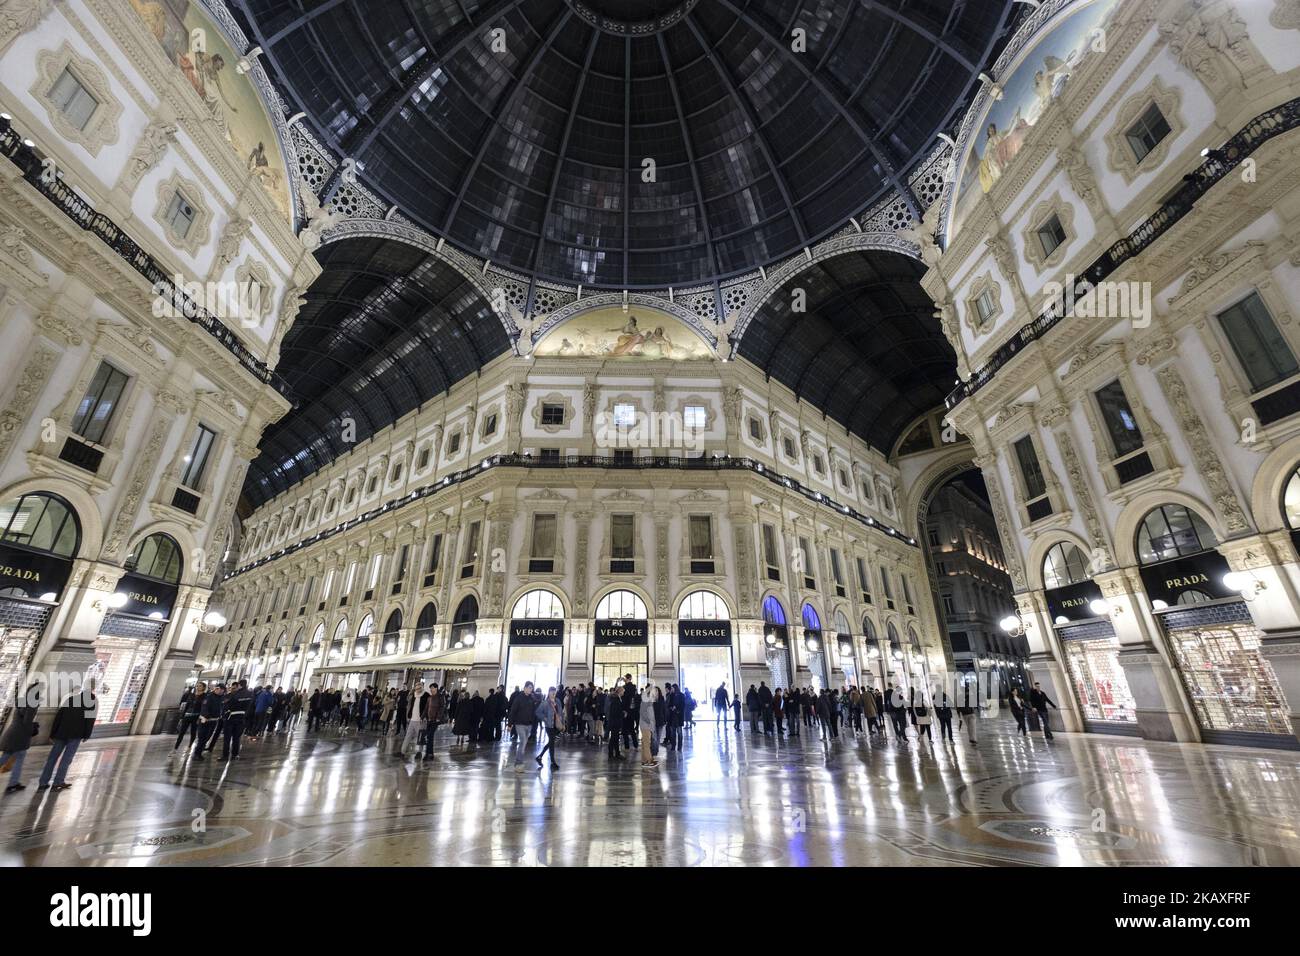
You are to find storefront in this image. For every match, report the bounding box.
[593,589,648,687]
[832,611,857,688]
[0,492,80,721]
[801,603,828,691]
[89,533,180,736]
[761,595,792,689]
[861,617,885,692]
[506,589,565,692]
[1136,504,1293,748]
[677,590,734,715]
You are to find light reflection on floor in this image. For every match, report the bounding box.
[2,718,1298,866]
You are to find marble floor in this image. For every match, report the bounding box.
[2,718,1299,866]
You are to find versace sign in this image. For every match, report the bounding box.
[594,618,648,645]
[508,619,565,645]
[677,620,732,645]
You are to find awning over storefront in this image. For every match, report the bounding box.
[314,647,475,674]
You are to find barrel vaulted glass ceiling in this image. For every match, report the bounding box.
[235,0,1020,507]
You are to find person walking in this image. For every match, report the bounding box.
[192,683,225,760]
[173,683,203,753]
[1028,683,1058,741]
[958,678,980,745]
[38,684,97,791]
[639,685,659,768]
[745,685,760,734]
[400,681,429,757]
[423,684,445,759]
[221,680,254,760]
[1009,688,1028,737]
[509,681,538,771]
[758,681,774,735]
[935,690,955,743]
[785,687,800,738]
[911,688,932,748]
[772,688,785,736]
[605,686,624,760]
[731,692,742,730]
[1,682,41,793]
[713,683,729,723]
[535,686,562,770]
[862,683,879,735]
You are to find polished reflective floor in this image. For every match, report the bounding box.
[3,719,1299,866]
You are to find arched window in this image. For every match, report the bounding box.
[308,623,324,659]
[595,589,647,619]
[833,610,851,636]
[290,627,303,653]
[1176,589,1213,606]
[1136,504,1217,564]
[1284,465,1300,529]
[512,589,565,619]
[126,532,182,583]
[276,630,287,650]
[354,613,374,657]
[452,595,478,647]
[1043,541,1090,589]
[862,616,877,644]
[330,618,348,659]
[383,609,402,634]
[415,602,437,651]
[907,625,922,651]
[0,492,81,557]
[801,603,822,633]
[678,590,729,620]
[887,621,902,653]
[381,610,402,654]
[762,595,787,626]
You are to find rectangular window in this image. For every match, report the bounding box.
[301,576,314,613]
[762,524,780,582]
[365,553,383,599]
[902,576,916,614]
[366,474,379,494]
[1217,292,1299,392]
[50,67,98,130]
[974,288,997,325]
[540,403,565,426]
[529,513,556,572]
[838,467,849,488]
[392,544,409,594]
[611,514,635,570]
[830,548,846,597]
[417,445,431,470]
[71,361,129,444]
[321,568,335,609]
[1013,436,1048,501]
[340,561,356,606]
[783,436,797,460]
[539,447,560,462]
[1036,214,1066,258]
[1126,102,1172,163]
[798,535,816,590]
[448,432,462,455]
[927,528,941,547]
[164,190,197,240]
[813,454,825,476]
[857,557,872,604]
[612,403,637,427]
[612,448,634,464]
[460,520,481,579]
[689,515,713,574]
[483,413,498,436]
[423,533,442,587]
[881,568,895,610]
[1095,379,1145,457]
[180,424,216,489]
[942,594,956,616]
[683,405,707,430]
[748,417,762,440]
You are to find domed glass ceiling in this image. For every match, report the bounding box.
[236,0,1017,288]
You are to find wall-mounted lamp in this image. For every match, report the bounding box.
[1223,571,1267,601]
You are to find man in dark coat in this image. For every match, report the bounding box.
[758,681,774,735]
[193,683,225,760]
[221,680,255,760]
[745,685,760,734]
[38,684,97,791]
[1028,683,1058,740]
[508,682,538,769]
[1,682,41,792]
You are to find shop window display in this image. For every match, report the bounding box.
[1063,636,1136,723]
[1163,620,1290,736]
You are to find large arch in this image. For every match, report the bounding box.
[1249,433,1300,533]
[1113,490,1229,569]
[505,583,571,620]
[1026,530,1096,593]
[0,477,103,558]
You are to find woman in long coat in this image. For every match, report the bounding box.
[1,682,41,793]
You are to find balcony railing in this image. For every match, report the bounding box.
[226,452,918,582]
[0,121,289,396]
[946,96,1300,411]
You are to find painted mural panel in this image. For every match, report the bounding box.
[950,0,1119,234]
[533,307,712,360]
[129,0,291,222]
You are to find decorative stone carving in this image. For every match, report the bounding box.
[1054,429,1113,570]
[722,386,742,436]
[655,515,670,616]
[103,413,174,557]
[297,180,344,251]
[35,312,81,346]
[0,225,34,265]
[214,214,252,273]
[31,42,122,156]
[573,511,590,616]
[0,342,57,468]
[122,120,177,192]
[1104,77,1185,185]
[974,455,1026,591]
[962,272,1003,334]
[1154,364,1249,533]
[1159,1,1268,95]
[1058,143,1104,215]
[582,383,597,426]
[0,0,57,54]
[1272,0,1300,30]
[152,171,213,258]
[1021,193,1077,273]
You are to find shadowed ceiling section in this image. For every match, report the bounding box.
[235,0,1014,288]
[737,249,954,451]
[245,237,512,507]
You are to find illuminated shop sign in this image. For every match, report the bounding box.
[1137,551,1234,607]
[0,543,72,601]
[508,620,565,645]
[594,618,648,645]
[1045,579,1104,624]
[677,620,732,645]
[113,572,179,620]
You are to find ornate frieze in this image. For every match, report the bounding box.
[103,413,174,557]
[0,342,58,468]
[1054,428,1113,570]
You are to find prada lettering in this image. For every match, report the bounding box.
[129,591,160,605]
[0,565,41,581]
[1060,597,1088,608]
[1165,573,1209,589]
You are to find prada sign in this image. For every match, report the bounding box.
[594,618,648,645]
[0,544,72,601]
[113,572,179,620]
[508,619,565,645]
[1045,579,1103,624]
[1138,551,1234,606]
[677,620,732,645]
